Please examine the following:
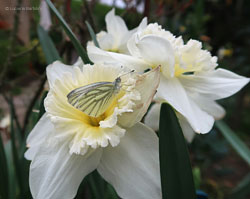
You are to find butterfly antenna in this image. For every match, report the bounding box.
[118,70,135,78]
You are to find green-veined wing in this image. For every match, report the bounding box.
[67,78,121,117]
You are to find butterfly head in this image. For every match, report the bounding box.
[116,70,136,92]
[114,77,122,94]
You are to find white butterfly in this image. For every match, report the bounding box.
[67,71,134,117]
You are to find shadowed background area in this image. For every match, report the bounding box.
[0,0,249,199]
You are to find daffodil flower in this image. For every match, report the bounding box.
[88,23,249,137]
[144,103,196,142]
[25,61,161,199]
[87,8,147,54]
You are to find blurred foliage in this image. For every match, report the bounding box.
[0,0,249,199]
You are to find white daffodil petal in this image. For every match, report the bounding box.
[119,67,160,128]
[144,103,161,131]
[87,45,119,64]
[137,17,148,31]
[156,76,214,134]
[46,61,75,88]
[136,35,175,75]
[176,113,195,143]
[127,33,142,58]
[180,68,250,100]
[106,8,128,40]
[128,17,148,38]
[187,96,215,134]
[190,95,226,120]
[25,114,53,160]
[25,114,51,148]
[108,51,150,71]
[29,142,102,199]
[129,17,148,36]
[200,101,225,120]
[97,122,161,199]
[126,17,148,57]
[87,45,150,71]
[98,33,115,50]
[144,103,196,142]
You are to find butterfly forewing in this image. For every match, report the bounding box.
[67,81,119,117]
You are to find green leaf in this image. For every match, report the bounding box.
[0,132,9,199]
[88,172,101,199]
[37,25,61,64]
[88,170,106,198]
[159,103,196,199]
[45,0,91,64]
[10,105,24,197]
[85,170,119,199]
[105,184,119,199]
[4,141,16,199]
[215,120,250,165]
[7,98,22,144]
[10,106,22,193]
[85,21,100,48]
[37,91,48,121]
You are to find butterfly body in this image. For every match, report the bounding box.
[67,77,122,117]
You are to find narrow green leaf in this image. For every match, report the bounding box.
[0,132,9,199]
[105,184,119,199]
[88,174,101,199]
[37,25,61,64]
[10,105,25,197]
[37,91,48,121]
[159,103,196,199]
[4,141,16,199]
[8,98,22,144]
[45,0,91,64]
[215,120,250,165]
[85,21,100,48]
[87,170,106,198]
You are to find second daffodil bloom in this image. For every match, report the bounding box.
[88,23,249,138]
[87,8,147,54]
[25,61,161,199]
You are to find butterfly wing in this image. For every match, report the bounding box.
[67,82,117,117]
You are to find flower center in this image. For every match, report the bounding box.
[82,93,122,128]
[174,64,189,77]
[174,64,201,77]
[108,48,120,53]
[87,114,105,127]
